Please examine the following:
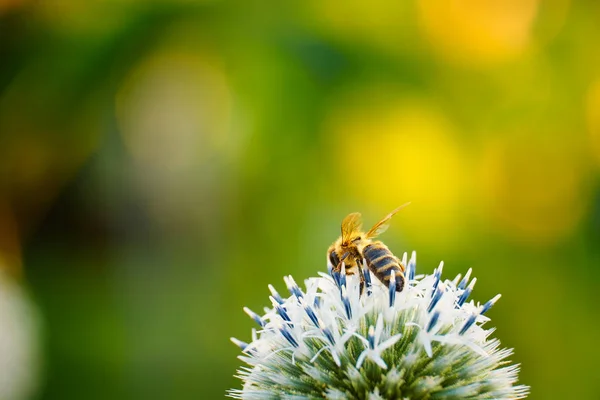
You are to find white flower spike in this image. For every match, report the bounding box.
[229,251,529,399]
[354,315,402,369]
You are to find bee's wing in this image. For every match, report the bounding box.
[366,202,411,239]
[341,212,362,242]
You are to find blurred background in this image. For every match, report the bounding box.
[1,0,599,399]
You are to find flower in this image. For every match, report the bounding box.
[229,252,529,399]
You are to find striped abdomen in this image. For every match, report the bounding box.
[363,242,405,292]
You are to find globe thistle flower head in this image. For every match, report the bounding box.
[229,252,529,399]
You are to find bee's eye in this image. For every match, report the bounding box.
[329,251,340,266]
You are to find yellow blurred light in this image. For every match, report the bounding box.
[116,49,235,226]
[325,96,468,249]
[417,0,540,66]
[117,51,232,168]
[587,78,600,167]
[303,0,410,50]
[478,137,587,245]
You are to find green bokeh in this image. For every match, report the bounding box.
[1,1,599,399]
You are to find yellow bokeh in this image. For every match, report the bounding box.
[587,78,600,167]
[417,0,539,66]
[116,47,235,227]
[116,51,233,168]
[477,136,588,245]
[303,0,411,50]
[325,94,468,249]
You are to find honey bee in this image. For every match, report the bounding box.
[327,203,410,293]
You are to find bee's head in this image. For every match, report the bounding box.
[329,211,365,268]
[338,235,365,265]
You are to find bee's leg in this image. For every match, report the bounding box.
[335,252,350,274]
[396,273,405,292]
[358,262,365,295]
[331,254,348,287]
[333,260,344,275]
[361,258,373,296]
[356,258,368,296]
[328,250,340,275]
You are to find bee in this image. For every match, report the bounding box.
[327,203,410,293]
